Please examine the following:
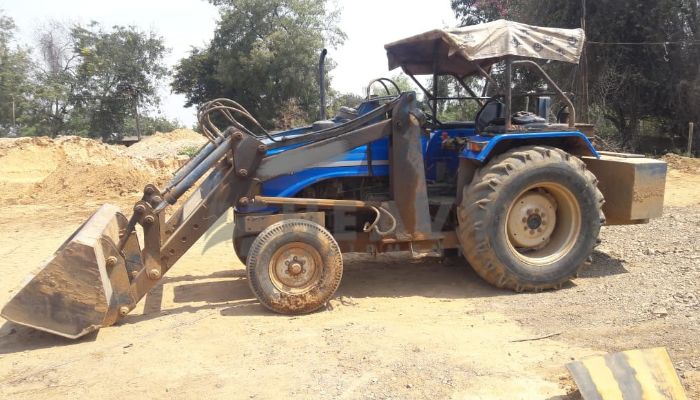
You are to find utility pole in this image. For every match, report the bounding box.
[689,122,695,157]
[133,96,142,141]
[11,95,16,129]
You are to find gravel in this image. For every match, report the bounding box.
[482,205,700,394]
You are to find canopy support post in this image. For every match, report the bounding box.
[431,43,440,121]
[505,57,513,131]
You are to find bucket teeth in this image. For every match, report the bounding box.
[1,204,133,339]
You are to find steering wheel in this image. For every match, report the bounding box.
[366,78,402,99]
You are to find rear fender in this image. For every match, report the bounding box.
[461,132,599,162]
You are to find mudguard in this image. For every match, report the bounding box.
[460,131,599,162]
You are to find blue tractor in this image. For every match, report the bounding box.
[232,21,666,302]
[2,21,667,339]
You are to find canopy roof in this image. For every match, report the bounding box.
[385,20,586,77]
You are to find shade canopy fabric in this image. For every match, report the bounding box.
[385,20,586,77]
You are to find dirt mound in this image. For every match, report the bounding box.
[124,129,206,160]
[0,136,164,205]
[662,153,700,174]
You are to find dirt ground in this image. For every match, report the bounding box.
[0,139,698,399]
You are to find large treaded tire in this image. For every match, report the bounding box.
[246,219,343,314]
[457,146,605,292]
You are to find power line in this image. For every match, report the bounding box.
[588,40,700,46]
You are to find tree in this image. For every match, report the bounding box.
[173,0,346,128]
[451,0,524,26]
[0,12,33,136]
[328,92,363,117]
[71,22,169,139]
[28,20,78,137]
[451,0,700,149]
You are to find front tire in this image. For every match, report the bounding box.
[457,146,605,292]
[246,219,343,314]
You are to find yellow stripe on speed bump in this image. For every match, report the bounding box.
[567,347,688,400]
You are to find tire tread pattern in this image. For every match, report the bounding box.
[246,219,343,314]
[457,146,605,292]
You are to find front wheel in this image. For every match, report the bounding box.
[246,219,343,314]
[457,146,605,292]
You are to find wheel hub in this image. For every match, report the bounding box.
[287,261,304,276]
[269,243,321,293]
[507,191,557,249]
[526,214,542,230]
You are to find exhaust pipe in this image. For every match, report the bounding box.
[319,49,328,120]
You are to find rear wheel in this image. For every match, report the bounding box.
[246,219,343,314]
[457,146,605,292]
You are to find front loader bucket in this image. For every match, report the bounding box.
[1,204,133,339]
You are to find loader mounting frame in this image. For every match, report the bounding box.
[2,93,433,339]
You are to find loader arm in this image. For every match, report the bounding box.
[1,93,421,339]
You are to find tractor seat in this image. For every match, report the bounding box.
[512,111,546,125]
[312,120,338,131]
[336,106,358,121]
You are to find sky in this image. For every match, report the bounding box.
[0,0,458,127]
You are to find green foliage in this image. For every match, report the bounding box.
[71,22,169,140]
[178,145,201,157]
[451,0,523,25]
[328,92,364,116]
[450,0,700,151]
[124,115,183,137]
[368,73,416,97]
[433,76,482,122]
[28,21,76,137]
[0,11,33,136]
[0,15,170,139]
[172,0,346,128]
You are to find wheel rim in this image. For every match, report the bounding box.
[269,242,323,294]
[504,183,581,267]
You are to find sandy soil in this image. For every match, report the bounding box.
[0,145,698,399]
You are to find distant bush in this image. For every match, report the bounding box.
[178,145,200,158]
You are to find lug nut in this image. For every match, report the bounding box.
[148,269,161,280]
[106,256,118,268]
[119,306,130,317]
[238,169,248,177]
